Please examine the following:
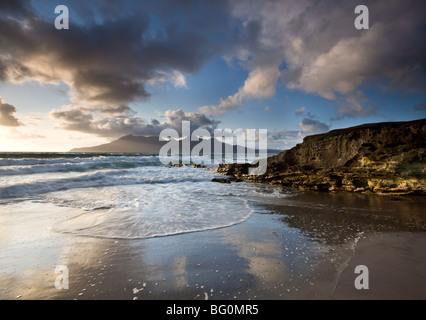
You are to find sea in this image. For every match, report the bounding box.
[0,152,288,240]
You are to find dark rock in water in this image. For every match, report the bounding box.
[212,178,232,184]
[166,164,207,169]
[191,164,206,168]
[216,119,426,194]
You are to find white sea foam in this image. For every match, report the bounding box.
[49,183,254,239]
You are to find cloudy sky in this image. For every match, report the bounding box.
[0,0,425,151]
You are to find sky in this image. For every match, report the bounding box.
[0,0,425,152]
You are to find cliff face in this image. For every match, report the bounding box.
[216,119,426,194]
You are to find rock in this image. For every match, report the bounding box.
[191,164,206,168]
[216,119,426,194]
[212,178,232,184]
[167,164,207,168]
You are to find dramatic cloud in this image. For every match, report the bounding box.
[50,107,220,138]
[202,0,426,117]
[1,0,425,141]
[0,98,22,127]
[0,0,229,127]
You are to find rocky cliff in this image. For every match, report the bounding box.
[216,119,426,194]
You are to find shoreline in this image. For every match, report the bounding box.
[1,190,425,300]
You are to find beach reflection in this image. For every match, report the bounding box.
[216,212,345,299]
[251,191,426,246]
[220,226,288,285]
[171,255,188,289]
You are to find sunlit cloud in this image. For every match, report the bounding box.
[201,0,426,118]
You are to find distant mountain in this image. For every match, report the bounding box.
[70,135,165,153]
[69,135,281,154]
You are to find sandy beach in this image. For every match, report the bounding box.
[1,191,425,300]
[333,231,426,300]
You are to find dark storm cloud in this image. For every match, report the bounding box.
[0,0,228,108]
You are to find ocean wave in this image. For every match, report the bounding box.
[0,159,162,176]
[0,166,217,199]
[0,154,159,167]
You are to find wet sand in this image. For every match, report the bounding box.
[1,191,425,300]
[332,232,426,300]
